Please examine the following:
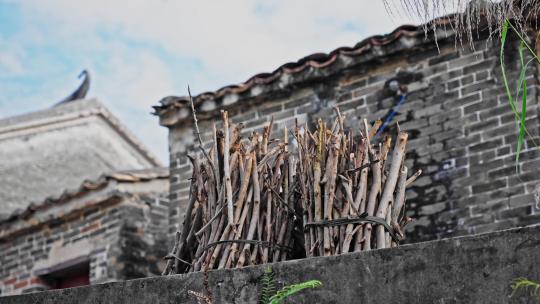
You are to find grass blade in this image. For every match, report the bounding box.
[516,41,527,169]
[500,20,520,121]
[500,19,539,173]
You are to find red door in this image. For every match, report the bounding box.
[57,272,90,289]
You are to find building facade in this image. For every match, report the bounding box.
[0,99,161,219]
[0,169,169,296]
[0,99,169,296]
[155,19,540,242]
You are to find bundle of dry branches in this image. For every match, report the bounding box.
[163,107,420,275]
[163,111,300,274]
[296,111,420,257]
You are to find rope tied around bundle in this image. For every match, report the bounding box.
[305,213,402,244]
[202,239,294,253]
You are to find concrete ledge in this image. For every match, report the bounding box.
[2,225,540,303]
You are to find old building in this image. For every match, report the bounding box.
[0,98,161,219]
[0,98,169,296]
[0,168,169,296]
[155,17,540,242]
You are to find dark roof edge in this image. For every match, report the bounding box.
[0,167,169,225]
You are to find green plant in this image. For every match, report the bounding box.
[268,280,323,304]
[510,278,540,300]
[260,267,276,304]
[259,267,322,304]
[499,18,540,171]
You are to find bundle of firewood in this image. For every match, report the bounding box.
[296,115,420,257]
[163,107,420,275]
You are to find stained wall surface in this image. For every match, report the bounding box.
[0,99,161,219]
[2,225,539,303]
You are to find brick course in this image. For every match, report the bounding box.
[0,183,169,297]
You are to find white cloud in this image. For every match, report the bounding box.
[0,38,26,77]
[0,52,24,76]
[19,0,414,92]
[3,0,422,163]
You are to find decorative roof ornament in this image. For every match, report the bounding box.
[55,70,91,106]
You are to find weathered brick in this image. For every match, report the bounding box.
[508,170,540,187]
[13,280,28,289]
[258,104,282,116]
[471,200,508,216]
[414,104,442,119]
[461,75,474,86]
[284,96,312,109]
[341,79,367,91]
[470,159,504,176]
[448,53,483,69]
[488,166,515,179]
[443,92,482,110]
[498,205,532,220]
[469,138,503,153]
[496,146,511,157]
[472,179,507,194]
[473,219,517,234]
[466,118,499,134]
[463,58,496,74]
[460,80,495,96]
[475,70,489,82]
[429,52,459,66]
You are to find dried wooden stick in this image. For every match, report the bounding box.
[406,169,422,187]
[188,85,215,176]
[392,166,408,236]
[363,145,381,250]
[353,140,368,252]
[368,119,383,140]
[237,155,261,267]
[312,119,324,256]
[375,131,408,249]
[221,111,234,226]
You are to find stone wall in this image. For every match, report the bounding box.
[164,28,540,242]
[0,193,169,296]
[2,224,540,303]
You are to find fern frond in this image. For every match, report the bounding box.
[510,278,540,300]
[269,280,322,304]
[260,267,276,304]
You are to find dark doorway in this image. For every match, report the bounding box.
[40,260,90,289]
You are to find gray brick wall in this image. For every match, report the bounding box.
[165,30,540,243]
[0,194,169,296]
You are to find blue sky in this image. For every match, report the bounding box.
[0,0,414,164]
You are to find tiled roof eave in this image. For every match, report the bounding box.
[154,17,456,127]
[0,167,169,226]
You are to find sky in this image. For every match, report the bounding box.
[0,0,417,164]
